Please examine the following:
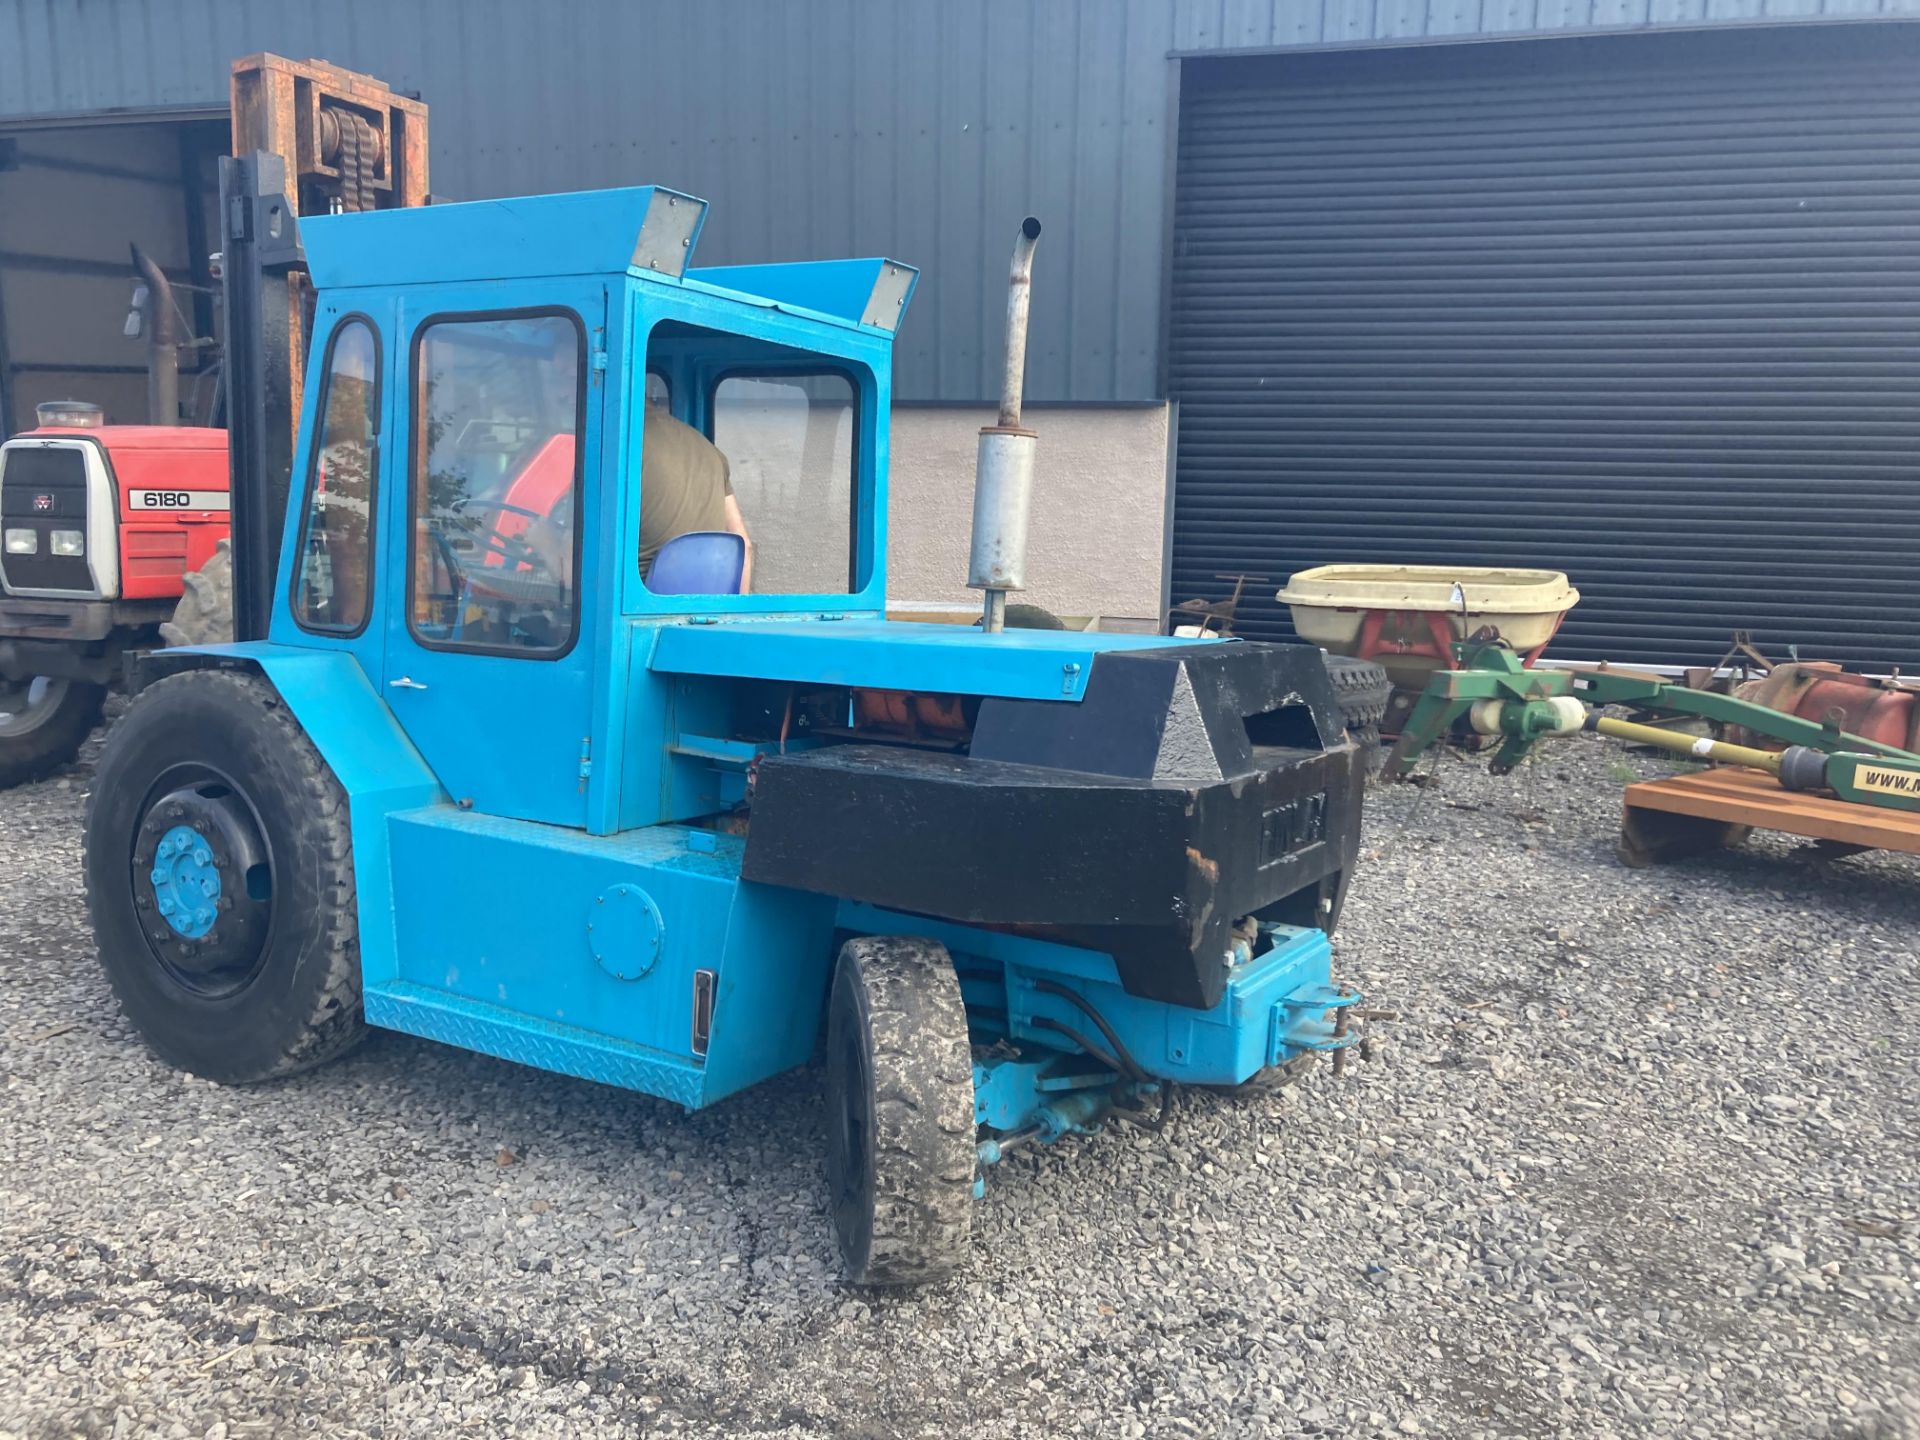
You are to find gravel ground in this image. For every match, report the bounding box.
[1,730,1916,1439]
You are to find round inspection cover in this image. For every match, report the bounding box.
[588,882,664,981]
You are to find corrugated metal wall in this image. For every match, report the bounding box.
[4,0,1918,402]
[1168,26,1920,668]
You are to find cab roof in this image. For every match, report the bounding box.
[300,185,917,336]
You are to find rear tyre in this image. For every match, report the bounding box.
[83,669,364,1083]
[159,538,234,648]
[1323,654,1392,773]
[0,676,106,787]
[825,935,975,1285]
[1322,653,1393,730]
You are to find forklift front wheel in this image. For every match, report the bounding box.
[83,669,365,1083]
[825,936,975,1286]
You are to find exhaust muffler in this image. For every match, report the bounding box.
[968,216,1042,633]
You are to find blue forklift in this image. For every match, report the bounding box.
[84,158,1372,1283]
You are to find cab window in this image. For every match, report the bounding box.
[291,318,379,634]
[708,372,856,595]
[407,311,582,655]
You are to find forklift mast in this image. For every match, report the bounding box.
[219,55,428,641]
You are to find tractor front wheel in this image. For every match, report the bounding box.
[83,669,364,1083]
[824,935,975,1285]
[0,675,105,787]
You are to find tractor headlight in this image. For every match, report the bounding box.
[4,528,37,555]
[50,529,85,557]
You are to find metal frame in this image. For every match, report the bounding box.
[218,151,303,643]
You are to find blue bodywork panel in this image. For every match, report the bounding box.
[648,617,1191,703]
[302,186,709,289]
[370,808,837,1108]
[688,259,919,331]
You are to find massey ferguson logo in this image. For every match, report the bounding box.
[32,494,51,511]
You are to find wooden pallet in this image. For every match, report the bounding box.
[1620,766,1920,867]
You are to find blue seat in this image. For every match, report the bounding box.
[647,530,745,595]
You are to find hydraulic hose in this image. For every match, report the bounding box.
[1029,1016,1128,1078]
[1030,979,1151,1082]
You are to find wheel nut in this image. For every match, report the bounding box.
[158,898,175,915]
[150,868,165,885]
[193,848,211,865]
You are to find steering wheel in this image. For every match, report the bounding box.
[441,497,556,576]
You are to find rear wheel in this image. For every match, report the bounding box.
[1323,653,1393,730]
[824,935,975,1285]
[83,668,363,1083]
[159,538,234,648]
[1323,654,1392,770]
[0,675,106,787]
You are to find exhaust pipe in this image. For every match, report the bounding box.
[969,217,1042,633]
[130,244,181,426]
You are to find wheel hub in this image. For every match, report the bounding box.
[149,824,222,939]
[0,676,65,738]
[132,781,273,990]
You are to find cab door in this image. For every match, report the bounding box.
[380,286,605,826]
[270,298,394,683]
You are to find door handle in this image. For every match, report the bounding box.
[388,676,429,691]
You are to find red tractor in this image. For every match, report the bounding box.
[0,403,230,784]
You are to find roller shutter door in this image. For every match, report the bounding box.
[1168,26,1920,668]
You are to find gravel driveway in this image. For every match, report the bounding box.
[1,735,1915,1439]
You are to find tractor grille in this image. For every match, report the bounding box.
[0,444,93,594]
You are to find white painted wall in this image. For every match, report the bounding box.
[885,404,1170,628]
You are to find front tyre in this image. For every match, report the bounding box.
[825,936,975,1285]
[83,669,363,1083]
[0,675,106,787]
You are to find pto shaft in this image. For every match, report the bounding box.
[1591,716,1784,774]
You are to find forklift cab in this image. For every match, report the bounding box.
[266,186,913,831]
